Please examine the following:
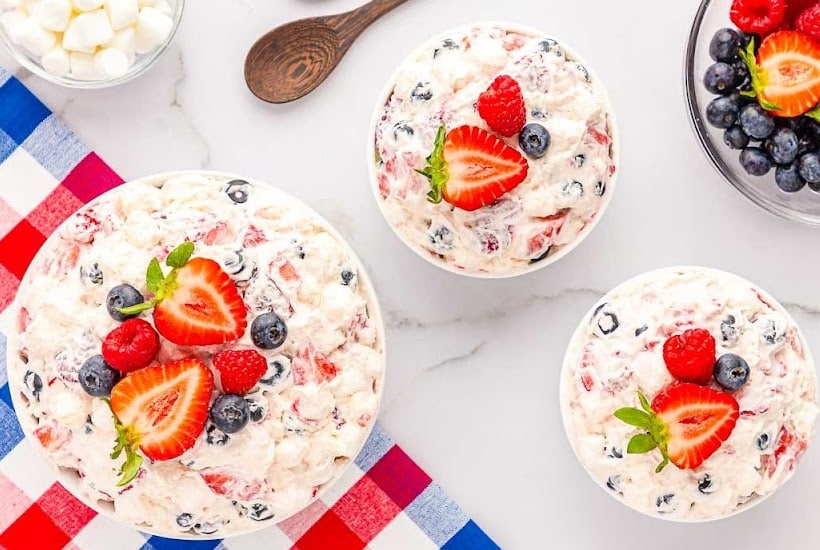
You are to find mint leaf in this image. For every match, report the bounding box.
[146,258,164,293]
[614,407,652,429]
[627,433,658,454]
[655,453,670,473]
[104,399,143,486]
[117,301,155,315]
[416,124,449,204]
[637,391,652,414]
[165,241,194,268]
[806,104,820,122]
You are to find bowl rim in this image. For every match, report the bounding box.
[365,20,621,279]
[0,0,185,89]
[5,169,388,540]
[683,0,820,228]
[558,264,818,523]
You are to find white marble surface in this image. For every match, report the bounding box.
[4,0,820,548]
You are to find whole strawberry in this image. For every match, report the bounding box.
[213,349,268,394]
[102,318,161,372]
[662,328,716,384]
[796,4,820,42]
[477,75,527,137]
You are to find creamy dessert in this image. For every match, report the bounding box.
[370,23,618,277]
[7,172,385,537]
[561,267,817,521]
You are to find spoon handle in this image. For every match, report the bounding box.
[329,0,410,49]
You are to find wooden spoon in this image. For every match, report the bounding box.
[244,0,410,103]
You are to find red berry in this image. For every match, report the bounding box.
[662,329,716,384]
[796,4,820,41]
[785,0,817,27]
[102,318,160,372]
[730,0,787,36]
[476,75,527,137]
[212,349,268,394]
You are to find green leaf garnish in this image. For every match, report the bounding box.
[614,391,672,473]
[165,241,194,269]
[807,103,820,123]
[415,124,449,204]
[117,301,154,315]
[738,38,783,112]
[103,398,143,486]
[146,258,164,293]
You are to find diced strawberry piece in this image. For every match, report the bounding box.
[730,0,787,35]
[278,259,299,282]
[314,353,338,383]
[751,30,820,116]
[476,75,527,137]
[526,212,567,257]
[153,257,248,346]
[200,469,265,501]
[17,307,30,332]
[110,358,214,461]
[243,225,266,248]
[201,221,228,246]
[212,349,267,395]
[33,422,71,452]
[292,345,338,385]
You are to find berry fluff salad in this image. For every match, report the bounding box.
[6,171,385,537]
[370,23,618,277]
[561,267,817,521]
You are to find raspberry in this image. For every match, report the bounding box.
[785,0,817,27]
[662,329,716,384]
[476,75,526,137]
[730,0,787,36]
[796,4,820,41]
[102,318,160,372]
[213,349,268,395]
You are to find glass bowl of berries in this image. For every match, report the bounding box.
[686,0,820,225]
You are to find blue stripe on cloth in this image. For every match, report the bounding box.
[0,127,15,165]
[0,66,10,88]
[141,536,223,550]
[0,77,50,144]
[22,114,89,180]
[441,519,501,550]
[0,397,24,459]
[0,331,7,387]
[353,422,394,473]
[405,483,469,546]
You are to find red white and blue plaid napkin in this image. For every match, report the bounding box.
[0,66,499,550]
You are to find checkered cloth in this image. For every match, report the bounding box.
[0,67,499,550]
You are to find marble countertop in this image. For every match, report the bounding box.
[3,0,820,548]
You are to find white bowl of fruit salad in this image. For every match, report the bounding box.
[686,0,820,226]
[560,266,817,521]
[368,22,619,278]
[5,170,386,538]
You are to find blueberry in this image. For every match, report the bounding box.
[723,126,749,150]
[340,269,356,286]
[573,62,590,82]
[539,39,562,56]
[775,163,806,193]
[241,502,275,521]
[23,370,42,401]
[705,95,739,129]
[245,396,267,422]
[528,248,551,264]
[106,284,144,321]
[225,179,250,204]
[709,28,741,62]
[756,432,771,451]
[562,180,584,198]
[732,58,749,89]
[176,513,194,529]
[739,147,772,176]
[205,423,230,446]
[798,152,820,184]
[796,118,820,153]
[80,263,103,285]
[713,353,750,391]
[607,445,623,459]
[222,250,246,275]
[635,325,649,337]
[698,473,715,495]
[193,522,220,535]
[251,312,288,349]
[260,358,288,386]
[739,103,775,139]
[606,474,622,492]
[765,127,799,164]
[530,107,547,119]
[427,225,455,253]
[410,81,433,101]
[209,394,250,434]
[392,121,414,140]
[656,493,676,515]
[597,312,619,335]
[703,62,737,95]
[594,180,606,197]
[720,315,739,344]
[756,316,785,345]
[574,153,586,167]
[78,355,121,397]
[433,38,459,57]
[518,123,551,158]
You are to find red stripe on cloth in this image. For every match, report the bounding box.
[0,473,31,533]
[277,499,329,542]
[366,446,432,509]
[294,509,365,550]
[0,504,70,550]
[0,263,18,313]
[331,476,401,544]
[25,184,85,238]
[0,198,20,239]
[36,482,97,538]
[61,153,123,204]
[0,219,46,280]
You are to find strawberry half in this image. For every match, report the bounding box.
[741,30,820,117]
[417,125,529,212]
[110,358,214,481]
[614,383,739,472]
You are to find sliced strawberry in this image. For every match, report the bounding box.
[200,468,265,501]
[33,422,71,453]
[110,357,214,461]
[153,257,248,346]
[743,30,820,116]
[417,125,529,212]
[614,383,739,472]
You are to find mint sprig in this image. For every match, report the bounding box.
[415,124,449,204]
[103,398,143,486]
[117,242,193,315]
[614,391,671,473]
[738,39,782,112]
[807,103,820,123]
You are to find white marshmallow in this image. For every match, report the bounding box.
[153,0,171,16]
[0,9,27,43]
[0,0,22,9]
[71,0,103,11]
[62,9,113,53]
[104,0,138,30]
[35,0,71,31]
[93,46,128,77]
[41,45,70,75]
[21,0,41,15]
[108,25,135,60]
[137,0,156,6]
[133,6,171,54]
[17,15,56,56]
[69,50,98,79]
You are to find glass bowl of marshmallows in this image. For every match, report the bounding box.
[0,0,183,87]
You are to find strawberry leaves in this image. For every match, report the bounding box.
[738,38,782,112]
[118,242,194,315]
[104,398,143,486]
[416,124,449,204]
[614,391,671,473]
